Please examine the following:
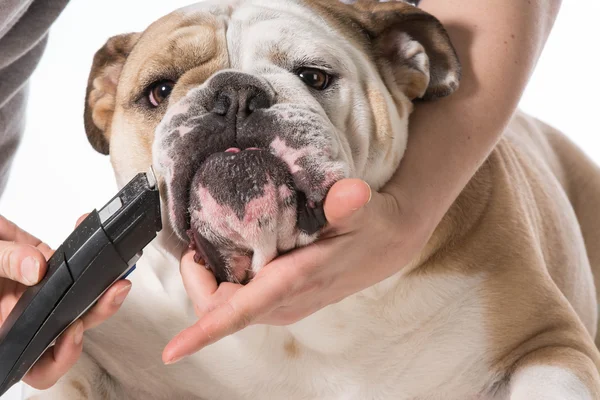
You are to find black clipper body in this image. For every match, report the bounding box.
[0,168,162,396]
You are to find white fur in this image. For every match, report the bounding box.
[25,252,495,399]
[509,366,592,400]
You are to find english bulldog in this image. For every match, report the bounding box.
[24,0,600,399]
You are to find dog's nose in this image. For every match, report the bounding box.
[212,86,271,118]
[209,71,275,121]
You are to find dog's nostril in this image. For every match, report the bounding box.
[213,92,231,116]
[247,92,270,113]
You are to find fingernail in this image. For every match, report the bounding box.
[21,257,40,285]
[74,321,84,345]
[350,182,372,211]
[113,284,132,306]
[165,355,185,365]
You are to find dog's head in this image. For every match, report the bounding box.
[83,0,460,283]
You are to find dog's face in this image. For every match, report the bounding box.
[83,0,460,283]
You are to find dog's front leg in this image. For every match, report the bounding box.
[508,346,600,400]
[23,351,122,400]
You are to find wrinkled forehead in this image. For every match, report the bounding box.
[226,0,359,71]
[125,0,362,81]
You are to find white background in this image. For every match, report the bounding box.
[1,0,599,398]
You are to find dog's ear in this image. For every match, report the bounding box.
[84,33,140,155]
[309,0,461,101]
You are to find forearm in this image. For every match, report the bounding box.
[385,0,562,225]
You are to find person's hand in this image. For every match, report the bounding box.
[162,178,437,364]
[0,215,132,390]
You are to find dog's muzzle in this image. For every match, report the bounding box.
[154,71,345,283]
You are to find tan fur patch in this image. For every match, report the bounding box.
[84,9,230,161]
[284,338,301,358]
[69,379,89,399]
[367,87,394,142]
[411,113,600,392]
[267,48,289,67]
[301,0,460,100]
[83,32,141,154]
[300,0,372,54]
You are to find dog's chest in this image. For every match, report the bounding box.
[86,254,496,400]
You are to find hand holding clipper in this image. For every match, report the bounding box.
[0,168,162,396]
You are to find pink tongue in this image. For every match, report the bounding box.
[225,147,261,153]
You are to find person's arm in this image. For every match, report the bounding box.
[162,0,563,364]
[387,0,562,229]
[0,0,69,195]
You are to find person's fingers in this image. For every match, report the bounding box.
[75,213,90,228]
[193,282,242,317]
[0,241,47,285]
[163,263,296,364]
[0,215,43,245]
[323,178,404,239]
[80,280,132,331]
[22,320,84,390]
[322,179,372,233]
[180,250,218,305]
[36,242,54,261]
[180,249,244,316]
[0,278,27,323]
[323,179,372,222]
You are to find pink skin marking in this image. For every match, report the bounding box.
[187,178,307,275]
[323,167,346,187]
[270,137,310,174]
[225,147,259,153]
[242,181,278,225]
[195,187,244,241]
[191,179,290,259]
[277,203,299,251]
[178,125,194,138]
[270,137,345,197]
[278,184,293,199]
[194,181,279,244]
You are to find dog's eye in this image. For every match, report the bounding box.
[297,68,332,90]
[148,80,175,107]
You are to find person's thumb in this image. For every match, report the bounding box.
[323,178,390,234]
[0,242,47,286]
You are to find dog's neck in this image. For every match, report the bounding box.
[140,229,195,316]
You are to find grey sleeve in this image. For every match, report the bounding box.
[0,0,69,196]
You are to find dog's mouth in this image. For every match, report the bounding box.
[177,145,327,284]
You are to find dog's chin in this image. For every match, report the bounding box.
[174,148,326,284]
